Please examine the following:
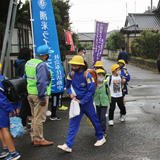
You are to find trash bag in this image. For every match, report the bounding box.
[10,117,24,137]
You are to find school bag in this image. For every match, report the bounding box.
[71,69,98,88]
[1,77,27,103]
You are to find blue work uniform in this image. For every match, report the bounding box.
[66,70,103,148]
[121,69,130,95]
[0,74,20,128]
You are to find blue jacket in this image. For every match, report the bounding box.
[14,59,27,77]
[66,70,95,105]
[24,57,50,101]
[118,51,129,63]
[0,74,20,113]
[121,69,130,83]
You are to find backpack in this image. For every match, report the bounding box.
[1,77,27,103]
[71,69,97,88]
[104,81,111,102]
[107,75,126,94]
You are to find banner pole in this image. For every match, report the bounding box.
[29,0,35,57]
[92,19,96,66]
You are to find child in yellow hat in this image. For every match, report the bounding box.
[94,69,111,137]
[106,64,126,126]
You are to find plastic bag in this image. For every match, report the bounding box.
[10,117,24,137]
[69,99,80,119]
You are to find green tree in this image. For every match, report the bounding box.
[106,32,125,51]
[131,30,160,59]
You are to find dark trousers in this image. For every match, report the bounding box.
[19,97,31,126]
[51,92,63,117]
[109,97,126,120]
[96,106,107,132]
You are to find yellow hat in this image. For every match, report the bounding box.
[111,64,120,72]
[118,59,125,65]
[68,55,85,66]
[0,63,1,69]
[94,61,103,67]
[96,69,105,74]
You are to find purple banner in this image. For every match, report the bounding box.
[93,21,109,66]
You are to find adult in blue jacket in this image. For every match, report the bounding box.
[14,48,32,134]
[57,55,106,153]
[117,47,129,64]
[25,45,53,147]
[0,64,21,159]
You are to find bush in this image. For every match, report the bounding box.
[106,32,125,51]
[131,30,160,59]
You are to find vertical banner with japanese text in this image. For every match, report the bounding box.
[93,21,109,66]
[32,0,64,93]
[64,30,75,51]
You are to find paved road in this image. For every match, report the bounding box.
[1,58,160,160]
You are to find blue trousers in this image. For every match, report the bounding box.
[66,98,103,148]
[96,106,107,132]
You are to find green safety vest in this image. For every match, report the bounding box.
[25,58,52,96]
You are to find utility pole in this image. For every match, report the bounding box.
[126,2,128,16]
[135,1,136,13]
[151,0,153,11]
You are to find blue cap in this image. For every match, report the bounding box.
[36,45,53,55]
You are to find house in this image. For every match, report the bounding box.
[77,30,119,45]
[77,30,119,56]
[120,13,160,54]
[10,22,32,56]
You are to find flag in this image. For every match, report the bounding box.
[93,21,109,66]
[64,30,75,51]
[32,0,64,93]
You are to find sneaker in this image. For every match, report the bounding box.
[105,113,108,117]
[120,115,126,122]
[59,105,68,111]
[23,126,30,135]
[4,151,21,160]
[28,120,31,126]
[108,120,114,126]
[46,110,51,117]
[50,116,62,121]
[0,148,9,158]
[94,137,106,147]
[57,144,72,152]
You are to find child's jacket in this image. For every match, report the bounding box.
[66,70,95,105]
[94,82,111,107]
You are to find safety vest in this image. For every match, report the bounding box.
[25,58,52,95]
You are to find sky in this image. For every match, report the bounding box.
[69,0,159,33]
[22,0,159,33]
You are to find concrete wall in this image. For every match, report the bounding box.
[108,49,121,60]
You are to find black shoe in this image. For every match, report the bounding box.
[103,131,107,137]
[50,116,62,121]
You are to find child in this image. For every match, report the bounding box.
[117,60,130,105]
[0,63,21,159]
[57,55,105,152]
[107,64,126,126]
[94,69,111,137]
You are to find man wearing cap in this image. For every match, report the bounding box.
[57,55,105,153]
[25,45,53,146]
